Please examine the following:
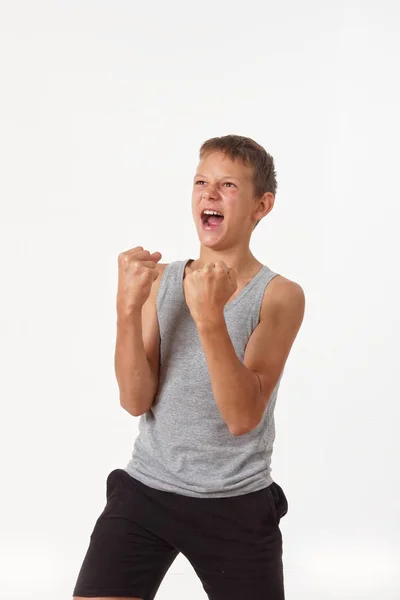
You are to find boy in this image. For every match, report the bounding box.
[73,134,305,600]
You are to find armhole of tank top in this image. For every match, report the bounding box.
[156,261,174,314]
[254,271,280,327]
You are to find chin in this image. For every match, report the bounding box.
[198,234,228,252]
[196,227,223,244]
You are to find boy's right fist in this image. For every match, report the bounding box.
[117,246,162,316]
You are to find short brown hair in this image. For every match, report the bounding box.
[199,134,277,196]
[199,135,277,229]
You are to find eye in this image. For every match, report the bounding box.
[195,180,206,185]
[223,182,235,187]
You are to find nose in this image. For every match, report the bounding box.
[201,187,218,200]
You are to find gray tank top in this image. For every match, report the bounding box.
[125,258,283,498]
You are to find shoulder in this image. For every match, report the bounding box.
[261,274,305,323]
[156,262,169,275]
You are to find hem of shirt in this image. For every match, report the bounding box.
[123,465,273,498]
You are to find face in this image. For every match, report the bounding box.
[191,150,266,246]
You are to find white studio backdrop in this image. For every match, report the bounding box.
[0,1,399,599]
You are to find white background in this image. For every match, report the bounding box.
[1,1,399,599]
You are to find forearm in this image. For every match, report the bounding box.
[114,311,157,416]
[196,316,262,435]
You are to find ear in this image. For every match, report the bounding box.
[254,192,275,221]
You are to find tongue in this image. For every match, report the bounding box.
[208,215,223,226]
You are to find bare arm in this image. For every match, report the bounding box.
[195,277,305,435]
[114,251,163,417]
[114,309,158,416]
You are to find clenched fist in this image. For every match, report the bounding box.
[184,260,237,325]
[117,246,162,317]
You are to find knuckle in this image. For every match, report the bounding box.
[132,260,143,271]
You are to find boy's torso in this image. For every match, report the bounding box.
[125,258,291,496]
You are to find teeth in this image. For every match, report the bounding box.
[203,209,223,216]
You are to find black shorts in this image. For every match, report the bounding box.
[72,468,288,600]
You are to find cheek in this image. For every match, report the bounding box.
[222,189,239,203]
[222,193,240,213]
[191,196,200,217]
[192,189,205,207]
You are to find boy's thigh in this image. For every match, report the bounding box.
[190,546,285,600]
[72,469,179,600]
[180,482,288,600]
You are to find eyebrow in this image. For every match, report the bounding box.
[194,173,241,182]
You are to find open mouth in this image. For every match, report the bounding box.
[201,210,225,230]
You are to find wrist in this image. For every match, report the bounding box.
[195,313,226,334]
[117,306,142,325]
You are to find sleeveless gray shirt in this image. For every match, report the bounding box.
[125,258,283,498]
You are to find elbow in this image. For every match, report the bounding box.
[120,400,138,416]
[230,427,247,437]
[228,398,265,436]
[229,423,257,437]
[229,419,257,437]
[229,377,269,436]
[120,403,147,417]
[120,396,152,417]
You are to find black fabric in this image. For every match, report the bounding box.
[73,468,288,600]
